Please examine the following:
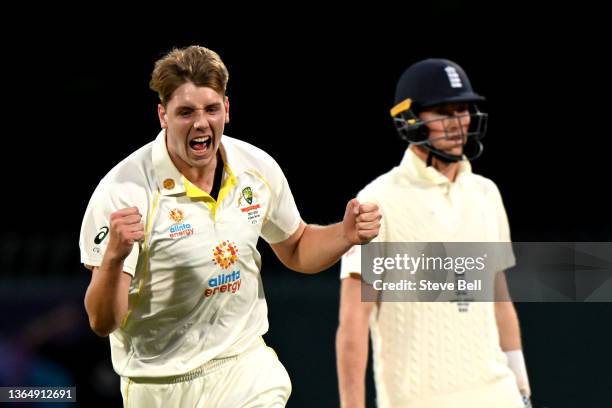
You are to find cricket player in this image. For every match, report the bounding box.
[80,45,381,407]
[336,59,532,408]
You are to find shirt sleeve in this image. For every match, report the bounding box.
[340,244,362,280]
[79,182,143,276]
[490,181,516,271]
[259,157,302,244]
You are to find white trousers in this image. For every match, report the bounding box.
[120,341,292,408]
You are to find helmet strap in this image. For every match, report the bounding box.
[423,144,463,164]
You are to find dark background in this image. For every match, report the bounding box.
[1,3,610,407]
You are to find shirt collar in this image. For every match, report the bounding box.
[399,147,472,185]
[152,130,243,196]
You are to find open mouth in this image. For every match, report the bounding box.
[189,136,212,152]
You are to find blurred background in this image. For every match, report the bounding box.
[1,2,610,407]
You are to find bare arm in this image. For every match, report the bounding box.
[85,265,132,337]
[336,275,375,408]
[495,271,531,398]
[494,270,522,350]
[270,199,381,274]
[84,207,143,337]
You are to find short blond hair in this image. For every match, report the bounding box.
[149,45,229,106]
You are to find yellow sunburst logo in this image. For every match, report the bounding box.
[169,208,184,224]
[212,240,239,269]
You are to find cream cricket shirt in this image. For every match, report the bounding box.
[341,148,522,408]
[80,130,301,377]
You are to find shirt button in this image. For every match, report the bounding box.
[163,178,175,190]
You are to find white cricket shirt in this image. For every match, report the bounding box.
[80,130,301,377]
[341,148,522,408]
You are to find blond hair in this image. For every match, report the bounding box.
[149,45,229,106]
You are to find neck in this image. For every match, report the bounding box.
[172,152,220,192]
[411,145,461,182]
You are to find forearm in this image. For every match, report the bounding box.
[495,301,522,350]
[495,301,531,397]
[336,322,369,408]
[288,223,352,274]
[84,255,130,337]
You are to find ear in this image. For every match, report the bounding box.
[224,96,230,124]
[158,104,168,129]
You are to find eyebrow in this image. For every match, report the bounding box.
[175,102,222,112]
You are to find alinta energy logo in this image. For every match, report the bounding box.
[206,240,241,297]
[168,208,194,239]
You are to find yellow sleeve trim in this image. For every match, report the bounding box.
[123,378,132,408]
[121,190,161,328]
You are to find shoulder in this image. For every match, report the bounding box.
[89,142,154,201]
[356,166,403,203]
[223,135,278,165]
[222,135,286,179]
[462,172,505,206]
[465,173,501,194]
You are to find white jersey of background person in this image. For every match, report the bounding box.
[341,148,522,407]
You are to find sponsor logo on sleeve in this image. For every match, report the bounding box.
[92,226,109,253]
[94,226,109,245]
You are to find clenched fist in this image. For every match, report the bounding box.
[106,207,145,261]
[342,198,381,245]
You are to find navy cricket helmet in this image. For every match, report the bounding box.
[390,58,488,162]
